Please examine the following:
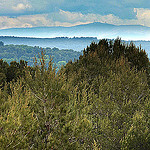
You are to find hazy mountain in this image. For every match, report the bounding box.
[0,22,150,54]
[0,22,150,40]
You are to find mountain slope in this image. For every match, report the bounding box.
[0,22,150,40]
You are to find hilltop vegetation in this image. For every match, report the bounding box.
[0,38,150,149]
[0,41,81,67]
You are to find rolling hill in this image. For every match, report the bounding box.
[0,22,150,40]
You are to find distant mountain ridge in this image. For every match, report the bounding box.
[0,22,150,40]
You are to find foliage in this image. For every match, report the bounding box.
[0,38,150,149]
[0,43,81,67]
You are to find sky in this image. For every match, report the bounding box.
[0,0,150,29]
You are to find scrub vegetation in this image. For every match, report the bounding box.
[0,38,150,149]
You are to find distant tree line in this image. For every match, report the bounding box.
[0,41,81,67]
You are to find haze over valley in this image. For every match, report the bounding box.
[0,35,150,57]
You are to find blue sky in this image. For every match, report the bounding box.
[0,0,150,29]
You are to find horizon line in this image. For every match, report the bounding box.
[0,35,150,42]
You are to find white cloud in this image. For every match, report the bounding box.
[0,0,64,15]
[52,9,138,26]
[0,0,32,14]
[0,14,52,29]
[53,9,150,27]
[12,3,32,11]
[59,9,84,22]
[134,8,150,26]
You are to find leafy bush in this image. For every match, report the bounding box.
[0,38,149,149]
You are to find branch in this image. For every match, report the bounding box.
[30,89,47,103]
[6,126,22,148]
[12,131,30,148]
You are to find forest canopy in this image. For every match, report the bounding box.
[0,38,150,149]
[0,41,81,67]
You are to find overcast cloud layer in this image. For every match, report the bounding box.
[0,0,150,29]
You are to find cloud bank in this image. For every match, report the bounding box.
[0,1,150,29]
[0,8,150,29]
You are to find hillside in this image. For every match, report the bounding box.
[0,42,82,68]
[0,38,149,149]
[0,36,98,52]
[0,36,150,56]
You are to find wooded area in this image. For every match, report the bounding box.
[0,38,149,149]
[0,41,81,68]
